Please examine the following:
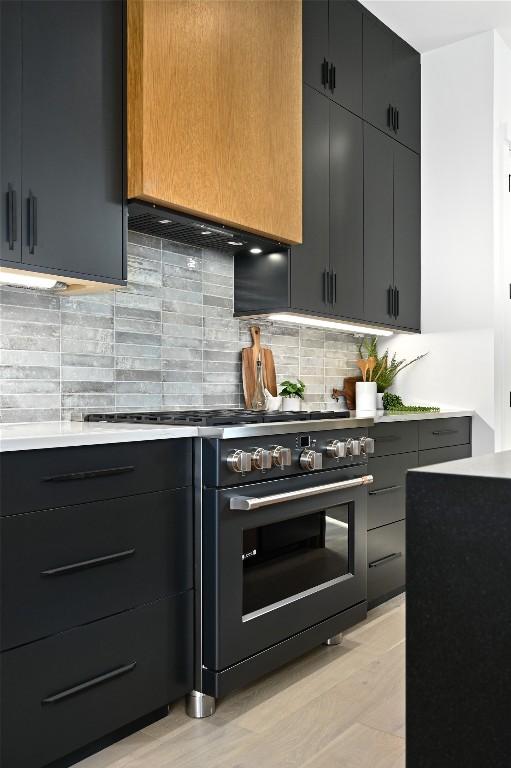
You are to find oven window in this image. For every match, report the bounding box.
[242,504,351,618]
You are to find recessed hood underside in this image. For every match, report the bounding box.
[127,200,287,256]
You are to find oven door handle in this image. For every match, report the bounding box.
[229,475,374,511]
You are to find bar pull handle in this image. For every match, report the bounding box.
[368,484,402,496]
[431,429,458,436]
[42,465,135,482]
[7,186,16,249]
[333,271,337,304]
[27,192,37,254]
[41,548,136,577]
[323,270,329,304]
[387,286,394,317]
[329,63,336,92]
[42,662,137,705]
[394,287,399,318]
[369,552,402,569]
[396,108,399,131]
[230,475,374,511]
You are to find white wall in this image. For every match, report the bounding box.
[384,32,496,455]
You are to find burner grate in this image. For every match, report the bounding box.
[84,409,351,427]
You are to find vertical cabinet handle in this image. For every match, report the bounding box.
[396,108,399,131]
[387,104,393,129]
[329,63,336,92]
[7,186,17,250]
[27,193,37,254]
[333,271,337,304]
[387,286,394,317]
[394,287,399,318]
[321,59,329,88]
[323,270,328,304]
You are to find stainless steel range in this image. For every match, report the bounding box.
[85,410,375,718]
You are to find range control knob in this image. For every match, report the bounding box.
[300,449,323,471]
[346,438,361,457]
[360,436,375,455]
[326,439,347,459]
[251,447,272,471]
[270,445,292,468]
[226,449,251,473]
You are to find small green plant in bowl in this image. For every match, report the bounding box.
[279,379,306,412]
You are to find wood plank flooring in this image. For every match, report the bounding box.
[78,595,405,768]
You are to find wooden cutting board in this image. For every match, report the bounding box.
[241,326,278,408]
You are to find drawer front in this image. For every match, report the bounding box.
[367,521,406,605]
[1,594,193,768]
[369,421,418,457]
[0,438,192,516]
[418,443,472,467]
[367,452,418,529]
[418,417,471,450]
[0,488,192,650]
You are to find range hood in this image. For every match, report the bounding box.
[127,200,288,258]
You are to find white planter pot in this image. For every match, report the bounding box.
[282,396,301,412]
[265,393,282,411]
[356,382,377,417]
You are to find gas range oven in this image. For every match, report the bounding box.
[85,410,375,718]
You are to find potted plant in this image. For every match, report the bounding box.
[279,379,305,412]
[357,337,428,411]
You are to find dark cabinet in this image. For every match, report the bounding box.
[364,123,420,331]
[290,85,330,314]
[363,13,420,153]
[303,0,362,116]
[0,0,125,284]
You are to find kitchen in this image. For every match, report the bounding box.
[0,1,509,766]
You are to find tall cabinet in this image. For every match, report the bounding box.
[234,0,421,333]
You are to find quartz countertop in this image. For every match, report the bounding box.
[0,421,198,452]
[372,409,473,424]
[411,449,511,480]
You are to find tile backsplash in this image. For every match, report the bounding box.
[0,232,361,423]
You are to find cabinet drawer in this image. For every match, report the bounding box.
[418,443,472,468]
[369,421,418,456]
[367,521,406,606]
[367,452,418,529]
[418,417,471,450]
[0,488,192,650]
[0,438,192,516]
[0,594,193,768]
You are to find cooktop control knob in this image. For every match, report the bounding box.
[251,447,272,471]
[360,436,375,455]
[326,439,347,459]
[346,438,361,457]
[226,449,251,473]
[270,445,292,468]
[300,449,323,471]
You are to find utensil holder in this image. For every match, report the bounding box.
[356,382,377,417]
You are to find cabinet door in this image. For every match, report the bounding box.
[393,36,421,153]
[363,14,394,137]
[328,0,362,115]
[21,1,124,280]
[291,86,330,314]
[0,1,22,264]
[303,0,329,95]
[330,103,363,320]
[363,124,395,325]
[394,142,420,330]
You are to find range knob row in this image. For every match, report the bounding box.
[226,445,292,473]
[326,437,375,458]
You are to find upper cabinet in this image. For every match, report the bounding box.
[127,0,302,245]
[363,13,420,153]
[0,1,125,286]
[303,0,362,116]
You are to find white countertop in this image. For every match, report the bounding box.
[0,409,473,452]
[372,409,474,423]
[0,421,198,452]
[411,449,511,480]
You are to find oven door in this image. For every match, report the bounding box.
[202,468,371,671]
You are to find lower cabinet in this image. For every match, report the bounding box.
[1,595,193,768]
[368,521,406,606]
[367,417,472,608]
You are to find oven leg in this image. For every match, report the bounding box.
[324,632,344,647]
[186,690,216,719]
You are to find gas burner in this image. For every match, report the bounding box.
[84,408,351,427]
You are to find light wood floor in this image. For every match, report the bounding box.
[78,594,406,768]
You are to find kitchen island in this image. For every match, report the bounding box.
[407,451,511,767]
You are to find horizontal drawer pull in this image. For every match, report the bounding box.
[368,484,402,496]
[369,551,403,569]
[431,429,458,436]
[40,548,136,577]
[230,475,373,511]
[42,465,135,483]
[42,661,137,705]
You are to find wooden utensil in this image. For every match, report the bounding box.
[366,356,376,382]
[356,359,369,382]
[241,326,278,408]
